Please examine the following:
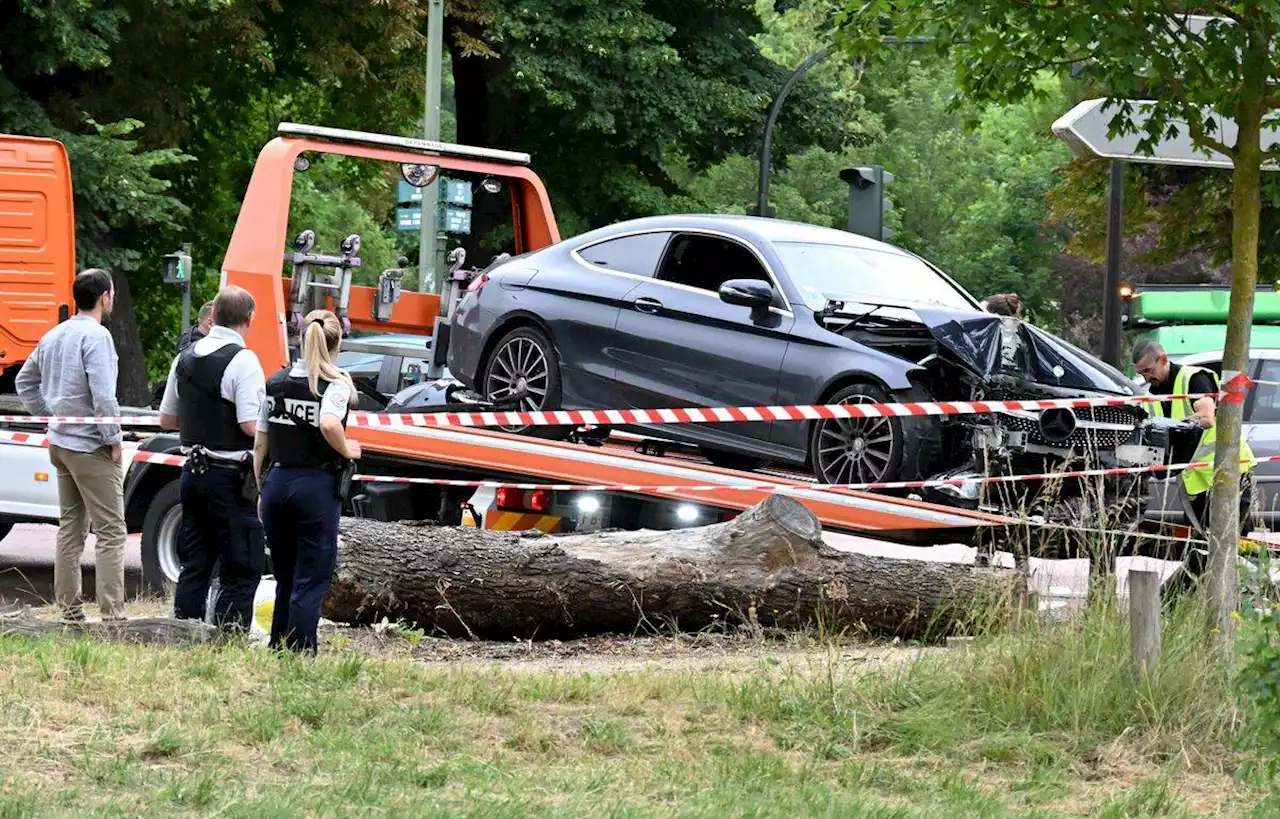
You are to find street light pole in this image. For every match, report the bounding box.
[416,0,445,293]
[755,36,932,218]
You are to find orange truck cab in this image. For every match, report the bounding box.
[0,135,75,391]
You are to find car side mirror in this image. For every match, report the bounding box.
[719,279,773,308]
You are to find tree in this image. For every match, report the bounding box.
[837,1,1280,648]
[446,0,855,239]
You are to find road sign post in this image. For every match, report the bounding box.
[1052,97,1280,367]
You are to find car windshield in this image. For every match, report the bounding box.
[773,242,977,311]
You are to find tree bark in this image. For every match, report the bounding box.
[103,268,153,406]
[323,496,1023,641]
[1208,73,1267,654]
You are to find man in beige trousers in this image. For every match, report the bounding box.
[16,269,127,622]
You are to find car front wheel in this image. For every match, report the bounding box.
[810,383,908,486]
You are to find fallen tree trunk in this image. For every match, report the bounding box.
[324,495,1023,641]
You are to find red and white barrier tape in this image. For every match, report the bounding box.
[0,391,1219,430]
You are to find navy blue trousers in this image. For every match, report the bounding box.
[260,466,341,653]
[175,464,266,631]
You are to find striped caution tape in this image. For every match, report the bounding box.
[0,430,186,468]
[0,391,1219,429]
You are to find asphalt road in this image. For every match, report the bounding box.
[0,524,145,612]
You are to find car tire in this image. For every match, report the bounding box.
[700,447,765,473]
[809,382,932,486]
[481,326,568,439]
[141,479,183,595]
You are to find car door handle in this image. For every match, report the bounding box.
[633,297,664,314]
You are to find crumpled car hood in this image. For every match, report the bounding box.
[910,307,1135,395]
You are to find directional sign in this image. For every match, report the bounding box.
[1052,98,1280,169]
[396,206,471,234]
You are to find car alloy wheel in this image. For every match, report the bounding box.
[486,335,551,415]
[480,326,566,438]
[814,389,901,485]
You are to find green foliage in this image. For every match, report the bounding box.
[287,159,403,287]
[1236,567,1280,811]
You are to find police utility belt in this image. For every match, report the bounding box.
[186,445,260,502]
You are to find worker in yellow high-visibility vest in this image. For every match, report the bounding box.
[1133,340,1257,582]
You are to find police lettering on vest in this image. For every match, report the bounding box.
[176,345,255,453]
[265,370,350,469]
[1149,364,1256,496]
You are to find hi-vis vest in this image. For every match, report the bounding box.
[1148,364,1256,496]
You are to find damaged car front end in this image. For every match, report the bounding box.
[822,300,1168,551]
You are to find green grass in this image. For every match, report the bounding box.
[0,601,1258,818]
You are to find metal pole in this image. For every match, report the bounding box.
[756,37,931,218]
[180,242,193,332]
[1102,160,1125,367]
[416,0,445,293]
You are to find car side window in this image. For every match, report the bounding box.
[576,232,671,278]
[655,234,771,295]
[1251,360,1280,424]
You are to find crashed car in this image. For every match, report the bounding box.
[446,214,1167,532]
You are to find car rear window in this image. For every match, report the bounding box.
[576,232,672,278]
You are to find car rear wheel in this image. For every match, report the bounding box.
[482,327,566,438]
[810,383,907,486]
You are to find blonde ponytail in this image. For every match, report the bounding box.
[302,309,354,399]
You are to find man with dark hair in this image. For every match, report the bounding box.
[15,268,127,622]
[1133,339,1258,587]
[177,301,216,353]
[158,285,267,632]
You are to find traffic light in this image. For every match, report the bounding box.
[839,165,894,242]
[162,250,192,285]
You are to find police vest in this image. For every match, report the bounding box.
[1148,364,1256,496]
[176,344,254,453]
[264,369,349,470]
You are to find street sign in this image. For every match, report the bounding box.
[440,206,471,234]
[398,180,424,205]
[1052,98,1280,169]
[396,205,471,234]
[396,206,422,231]
[440,178,472,207]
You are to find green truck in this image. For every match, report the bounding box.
[1121,284,1280,371]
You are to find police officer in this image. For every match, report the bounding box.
[158,285,267,631]
[254,309,360,653]
[1133,339,1258,584]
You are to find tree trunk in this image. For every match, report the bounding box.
[1208,82,1266,653]
[323,496,1023,641]
[104,268,153,406]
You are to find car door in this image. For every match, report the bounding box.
[611,231,794,451]
[536,231,674,407]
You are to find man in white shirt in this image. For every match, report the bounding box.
[158,285,266,632]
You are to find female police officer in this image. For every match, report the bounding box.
[253,309,360,653]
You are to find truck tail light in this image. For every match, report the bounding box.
[495,487,553,513]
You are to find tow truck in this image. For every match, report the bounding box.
[1,124,1022,592]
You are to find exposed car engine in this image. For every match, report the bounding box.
[826,303,1168,553]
